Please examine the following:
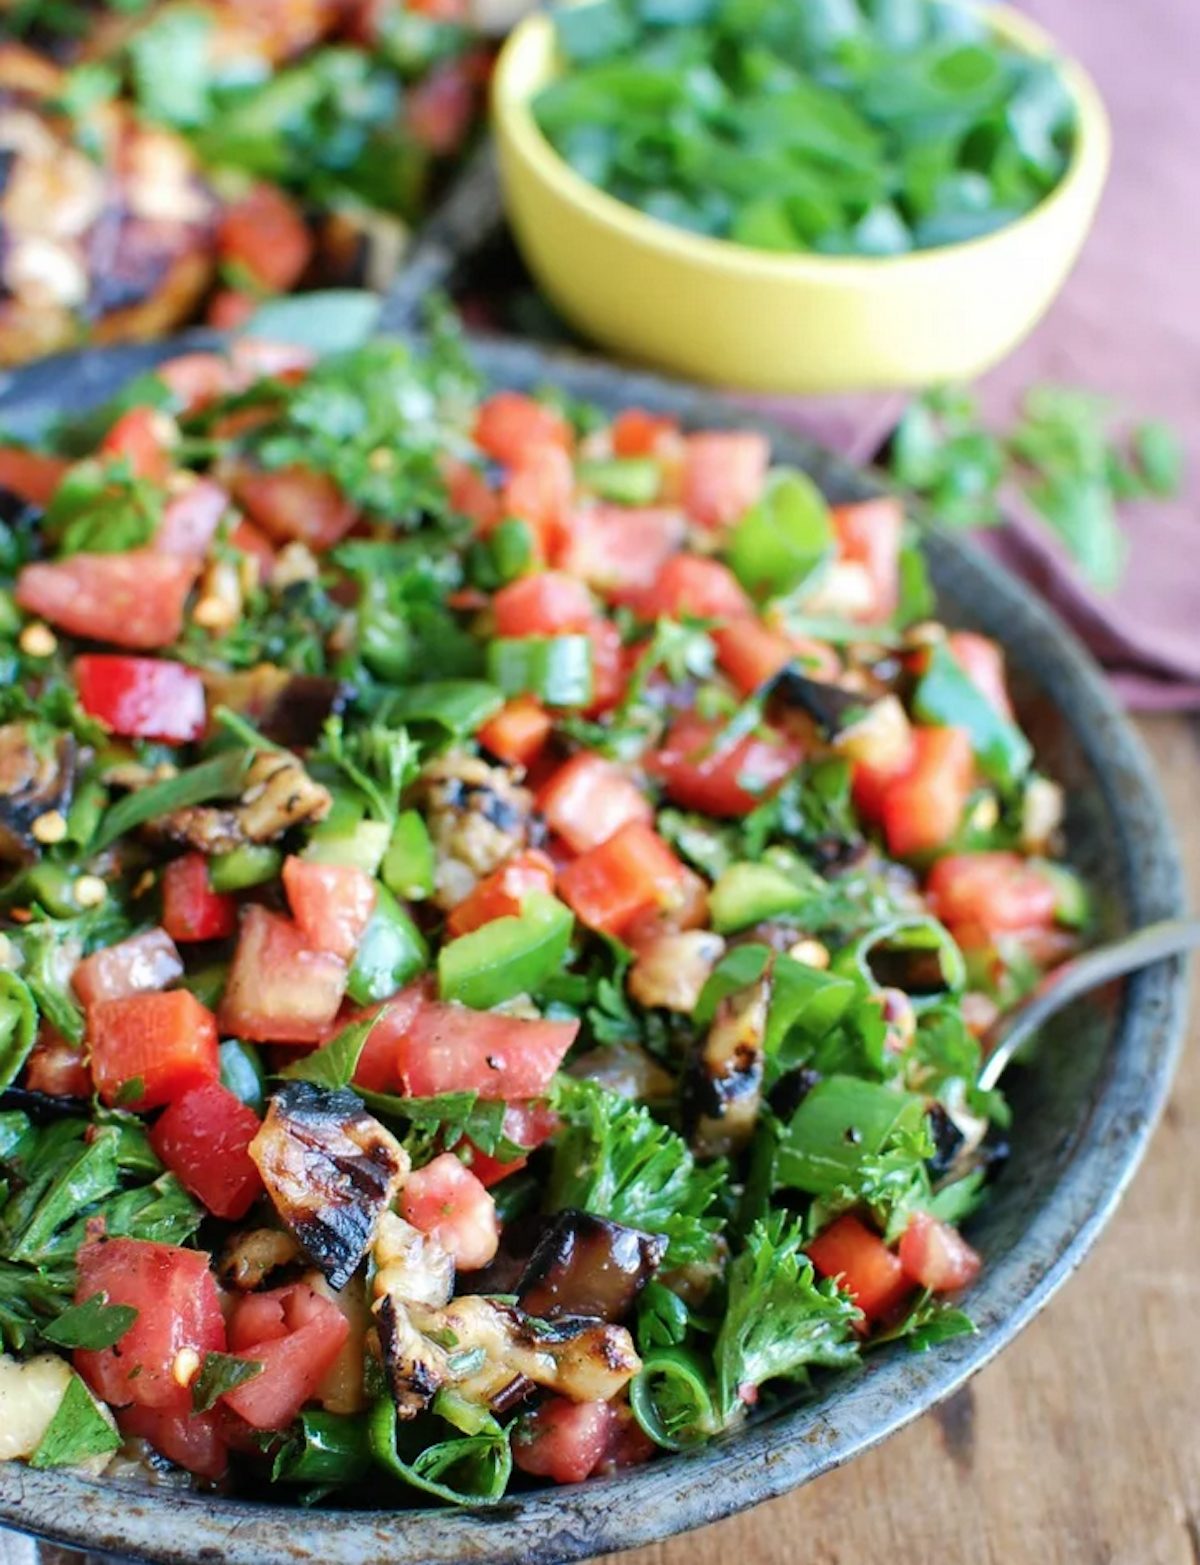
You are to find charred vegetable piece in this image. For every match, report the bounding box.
[685,976,770,1159]
[249,1082,409,1290]
[517,1210,666,1324]
[0,725,76,863]
[202,666,351,750]
[769,667,872,737]
[153,750,331,854]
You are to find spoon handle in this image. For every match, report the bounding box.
[978,918,1200,1093]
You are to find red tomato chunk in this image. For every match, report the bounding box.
[88,990,220,1111]
[219,906,347,1044]
[806,1214,911,1323]
[680,431,769,530]
[150,1082,263,1220]
[161,854,238,943]
[558,821,693,938]
[401,1152,499,1270]
[223,1283,350,1430]
[537,754,652,854]
[899,1213,982,1294]
[72,927,183,1008]
[16,551,199,649]
[652,713,801,819]
[283,857,377,963]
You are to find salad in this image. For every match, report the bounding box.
[0,327,1086,1501]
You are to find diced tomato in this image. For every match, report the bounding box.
[899,1212,982,1293]
[223,1284,350,1431]
[652,712,800,818]
[155,352,234,414]
[88,989,220,1111]
[207,289,258,332]
[634,553,752,622]
[227,464,356,552]
[72,928,183,1008]
[161,853,238,943]
[557,505,685,595]
[228,519,277,582]
[283,858,377,964]
[501,445,575,559]
[537,754,652,854]
[806,1214,911,1322]
[219,906,348,1045]
[228,337,317,388]
[584,618,627,715]
[926,852,1058,941]
[478,696,553,769]
[611,409,678,458]
[474,392,572,468]
[681,431,769,530]
[74,1239,225,1412]
[492,571,594,637]
[445,850,556,938]
[946,631,1015,718]
[405,61,476,154]
[880,726,974,859]
[99,408,178,484]
[75,654,205,744]
[16,550,199,649]
[118,1403,227,1481]
[852,733,919,823]
[217,184,313,294]
[365,994,579,1099]
[713,619,840,695]
[832,497,904,623]
[155,478,230,558]
[150,1082,263,1220]
[514,1398,616,1485]
[558,820,693,938]
[455,1100,560,1187]
[401,1152,499,1270]
[0,446,69,506]
[23,1027,91,1097]
[443,456,500,530]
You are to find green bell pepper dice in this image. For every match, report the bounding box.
[487,635,594,709]
[438,892,574,1010]
[347,884,429,1005]
[382,810,436,901]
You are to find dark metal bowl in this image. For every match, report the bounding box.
[0,333,1187,1565]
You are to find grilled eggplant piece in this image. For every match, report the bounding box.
[152,749,331,854]
[417,752,538,910]
[769,666,872,738]
[518,1211,666,1324]
[685,976,770,1158]
[0,722,75,863]
[201,665,351,751]
[250,1082,410,1289]
[219,1226,302,1292]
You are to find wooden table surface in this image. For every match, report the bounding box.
[606,714,1199,1565]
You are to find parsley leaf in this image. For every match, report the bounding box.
[29,1373,119,1469]
[42,1292,137,1351]
[192,1351,264,1412]
[278,1014,381,1091]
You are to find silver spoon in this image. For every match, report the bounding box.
[978,917,1200,1093]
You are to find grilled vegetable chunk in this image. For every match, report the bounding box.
[153,750,331,853]
[685,976,770,1158]
[418,752,538,911]
[249,1082,409,1289]
[0,723,75,863]
[200,666,351,751]
[518,1211,666,1324]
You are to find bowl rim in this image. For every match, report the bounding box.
[492,0,1113,280]
[0,331,1187,1565]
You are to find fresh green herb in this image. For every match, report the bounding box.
[913,641,1032,789]
[91,747,254,854]
[358,1089,531,1166]
[369,1399,512,1505]
[29,1373,120,1470]
[314,717,420,832]
[278,1014,381,1091]
[0,972,38,1092]
[192,1352,265,1412]
[42,1293,138,1352]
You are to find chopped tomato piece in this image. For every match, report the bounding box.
[372,993,578,1099]
[584,618,627,715]
[946,631,1015,718]
[155,352,234,414]
[228,519,277,582]
[118,1403,227,1481]
[401,1153,499,1270]
[72,928,183,1008]
[16,551,199,650]
[217,184,314,294]
[155,478,230,558]
[557,505,685,595]
[514,1398,616,1484]
[100,408,177,483]
[714,619,840,695]
[899,1212,982,1293]
[926,852,1058,940]
[88,990,220,1111]
[23,1027,91,1097]
[0,446,68,506]
[74,1239,225,1412]
[880,726,974,859]
[282,857,377,963]
[474,392,572,467]
[445,850,557,938]
[348,984,428,1094]
[150,1082,263,1220]
[611,408,678,458]
[537,753,652,854]
[852,733,919,823]
[227,464,357,552]
[75,654,206,744]
[681,431,769,530]
[478,696,553,768]
[224,1284,350,1431]
[404,60,476,154]
[492,571,594,637]
[219,906,348,1045]
[207,289,258,332]
[161,854,238,944]
[455,1100,560,1187]
[444,456,500,530]
[558,820,693,938]
[832,497,903,623]
[501,445,575,559]
[806,1214,911,1322]
[634,553,752,621]
[652,712,800,818]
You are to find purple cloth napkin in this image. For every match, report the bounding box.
[744,0,1200,712]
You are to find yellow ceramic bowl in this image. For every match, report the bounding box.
[492,3,1111,394]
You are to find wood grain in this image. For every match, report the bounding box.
[605,713,1200,1565]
